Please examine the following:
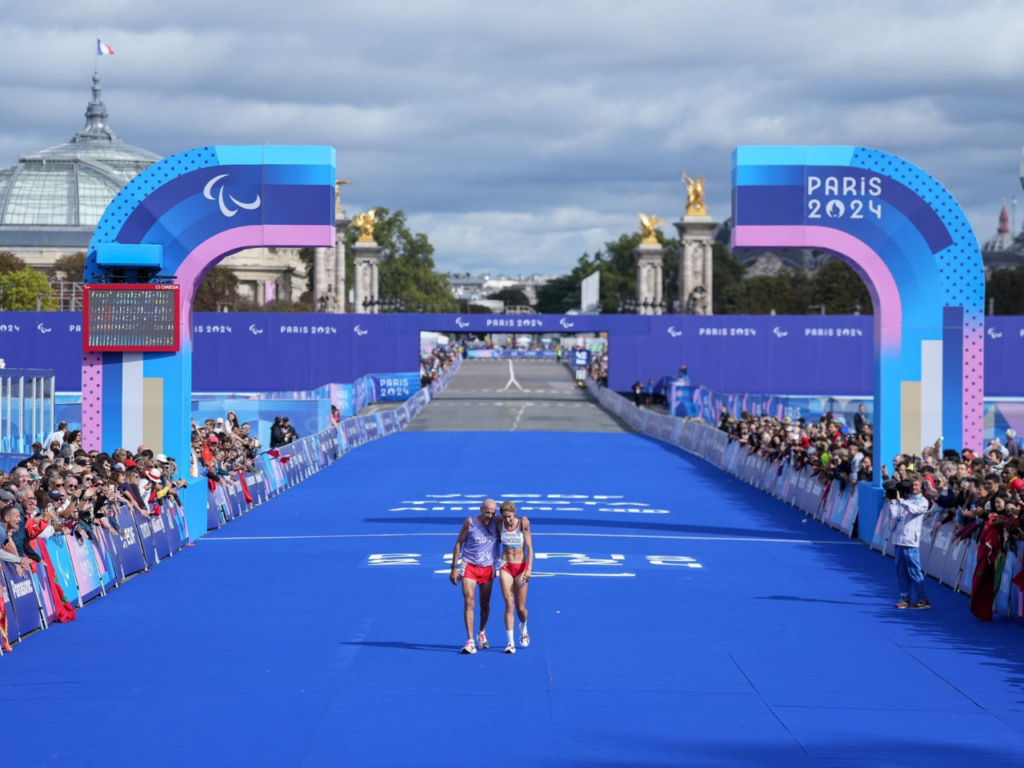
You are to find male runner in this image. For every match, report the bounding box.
[450,498,501,654]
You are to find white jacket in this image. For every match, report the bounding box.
[887,494,931,547]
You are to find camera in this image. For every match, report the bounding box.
[883,478,915,500]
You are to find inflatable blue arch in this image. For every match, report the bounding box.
[732,146,985,488]
[81,146,336,536]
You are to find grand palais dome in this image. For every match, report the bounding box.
[0,73,160,250]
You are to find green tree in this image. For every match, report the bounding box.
[0,269,56,310]
[540,229,679,314]
[487,287,531,307]
[810,259,873,314]
[712,242,745,313]
[0,251,27,275]
[345,207,457,312]
[534,273,580,314]
[986,269,1024,314]
[720,270,813,314]
[49,252,86,283]
[193,266,239,312]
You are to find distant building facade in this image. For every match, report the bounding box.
[0,75,308,304]
[449,273,553,306]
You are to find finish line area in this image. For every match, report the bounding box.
[3,364,1024,766]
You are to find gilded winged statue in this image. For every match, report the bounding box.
[637,212,665,245]
[681,172,708,216]
[351,209,377,243]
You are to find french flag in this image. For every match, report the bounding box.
[97,39,114,56]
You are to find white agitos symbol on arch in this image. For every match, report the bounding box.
[203,174,261,218]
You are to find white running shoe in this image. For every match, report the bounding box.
[504,642,516,654]
[461,640,477,654]
[519,624,530,648]
[476,631,489,649]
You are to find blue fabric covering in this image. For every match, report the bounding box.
[2,432,1023,766]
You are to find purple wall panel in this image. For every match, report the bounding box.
[3,312,1023,397]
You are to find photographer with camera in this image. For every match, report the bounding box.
[884,475,932,610]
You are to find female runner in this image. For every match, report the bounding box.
[498,500,533,653]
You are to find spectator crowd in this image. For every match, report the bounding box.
[0,411,281,640]
[716,406,1024,621]
[420,342,461,388]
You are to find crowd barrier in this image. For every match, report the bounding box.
[667,381,1024,447]
[466,349,557,359]
[587,379,1024,626]
[0,360,461,654]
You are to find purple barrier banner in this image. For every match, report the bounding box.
[1011,557,1024,625]
[31,561,58,626]
[362,415,381,441]
[131,510,160,567]
[342,418,361,448]
[163,500,189,551]
[114,506,148,577]
[67,536,103,603]
[3,561,42,638]
[379,410,398,434]
[957,542,978,596]
[207,488,224,530]
[40,536,80,607]
[91,527,121,591]
[149,512,173,560]
[1,568,17,645]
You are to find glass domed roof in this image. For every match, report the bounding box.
[0,73,160,234]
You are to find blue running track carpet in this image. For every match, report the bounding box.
[3,431,1024,766]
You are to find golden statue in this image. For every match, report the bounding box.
[335,180,352,216]
[681,172,708,217]
[637,212,665,245]
[351,209,377,243]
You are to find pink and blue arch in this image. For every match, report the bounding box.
[732,145,984,487]
[82,145,336,538]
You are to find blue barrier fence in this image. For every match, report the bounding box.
[589,380,1024,626]
[0,360,460,655]
[43,372,421,453]
[667,381,1024,446]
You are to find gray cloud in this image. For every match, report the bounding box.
[2,0,1022,274]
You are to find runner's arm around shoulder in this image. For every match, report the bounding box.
[451,517,470,584]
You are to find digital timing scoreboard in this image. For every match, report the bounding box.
[83,284,181,352]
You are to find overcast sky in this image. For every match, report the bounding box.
[2,0,1023,275]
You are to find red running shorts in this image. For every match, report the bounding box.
[463,562,494,584]
[502,561,529,578]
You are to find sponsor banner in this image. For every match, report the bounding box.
[379,410,398,435]
[362,415,381,441]
[91,526,122,590]
[131,509,160,568]
[163,499,189,550]
[114,506,148,577]
[32,561,58,626]
[41,536,80,607]
[870,503,891,552]
[572,350,590,368]
[371,373,419,402]
[149,511,173,560]
[0,568,17,645]
[207,488,224,530]
[67,535,103,603]
[3,561,42,638]
[957,541,978,596]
